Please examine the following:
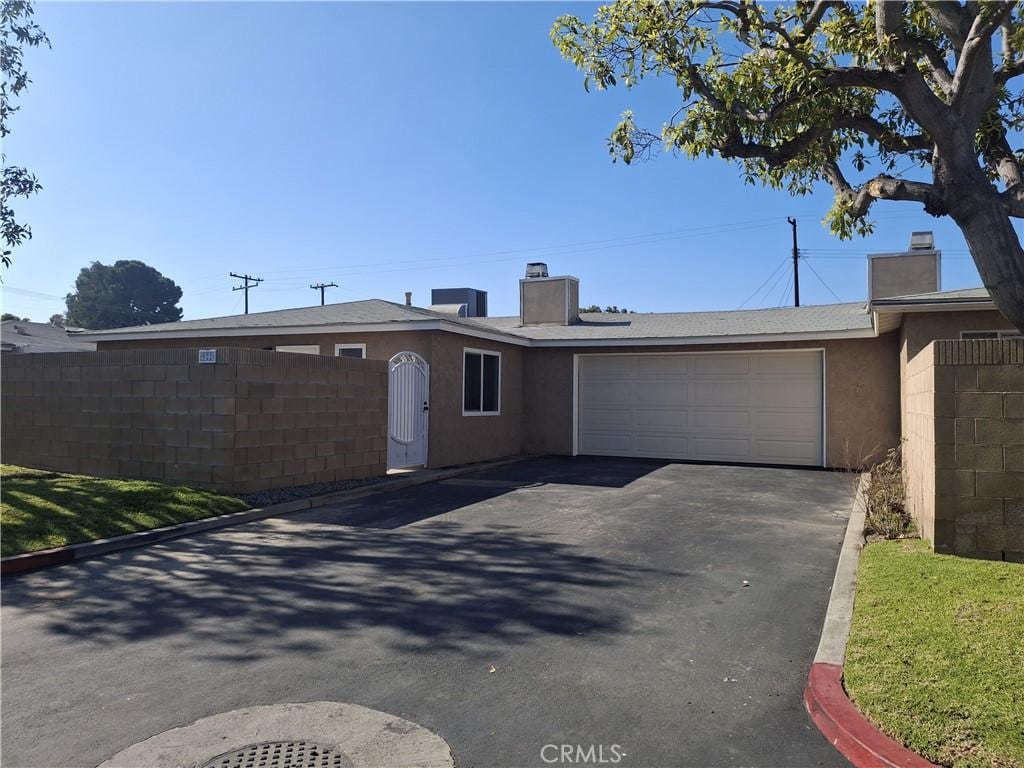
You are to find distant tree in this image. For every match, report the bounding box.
[553,1,1024,330]
[1,312,28,321]
[1,1,50,267]
[580,304,603,313]
[65,260,183,329]
[48,312,64,326]
[580,304,633,313]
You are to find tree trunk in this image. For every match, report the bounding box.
[952,199,1024,332]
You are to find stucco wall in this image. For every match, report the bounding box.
[522,335,901,468]
[426,333,523,467]
[1,348,387,494]
[904,339,1023,561]
[99,330,524,470]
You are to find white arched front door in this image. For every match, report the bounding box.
[388,351,430,469]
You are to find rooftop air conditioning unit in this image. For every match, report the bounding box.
[525,262,549,279]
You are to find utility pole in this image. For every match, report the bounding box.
[787,217,800,307]
[310,281,338,306]
[230,273,263,314]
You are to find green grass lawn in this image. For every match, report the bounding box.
[0,464,249,557]
[845,539,1024,768]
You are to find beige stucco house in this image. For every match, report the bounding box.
[83,240,1018,474]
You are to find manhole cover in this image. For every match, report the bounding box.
[200,741,351,768]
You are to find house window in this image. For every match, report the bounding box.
[335,343,366,359]
[961,330,1023,340]
[275,345,320,355]
[463,349,500,415]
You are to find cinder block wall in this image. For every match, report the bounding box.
[1,348,388,495]
[904,339,1023,560]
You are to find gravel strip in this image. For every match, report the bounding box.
[240,475,393,507]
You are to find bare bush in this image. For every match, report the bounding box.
[862,445,915,539]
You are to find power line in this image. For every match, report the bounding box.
[254,217,789,279]
[803,259,844,303]
[230,273,263,314]
[310,281,338,306]
[737,256,789,310]
[778,271,794,307]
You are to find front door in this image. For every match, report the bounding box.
[388,351,429,469]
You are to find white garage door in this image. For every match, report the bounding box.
[576,351,823,466]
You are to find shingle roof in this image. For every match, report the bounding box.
[467,302,873,340]
[83,296,875,344]
[1,321,97,353]
[80,299,439,335]
[870,286,992,305]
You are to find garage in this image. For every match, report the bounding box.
[575,350,824,466]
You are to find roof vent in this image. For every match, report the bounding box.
[909,231,935,250]
[525,262,549,279]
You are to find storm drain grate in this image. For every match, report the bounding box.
[200,741,351,768]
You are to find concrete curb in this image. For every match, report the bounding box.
[1,455,526,577]
[803,474,938,768]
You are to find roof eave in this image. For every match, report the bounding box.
[869,298,996,313]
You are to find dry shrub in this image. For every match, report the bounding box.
[863,445,915,539]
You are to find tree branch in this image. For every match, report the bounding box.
[927,2,970,50]
[982,129,1024,189]
[951,3,1012,123]
[824,161,946,217]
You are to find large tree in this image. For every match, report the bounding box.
[1,1,49,267]
[553,1,1024,330]
[65,260,183,329]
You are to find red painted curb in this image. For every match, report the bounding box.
[804,662,937,768]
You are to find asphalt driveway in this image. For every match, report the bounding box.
[2,457,853,767]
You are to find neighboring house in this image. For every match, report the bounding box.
[82,234,1018,472]
[1,321,97,354]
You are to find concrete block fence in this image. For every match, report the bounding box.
[1,348,388,494]
[905,339,1024,561]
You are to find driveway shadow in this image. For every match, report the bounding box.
[2,519,651,659]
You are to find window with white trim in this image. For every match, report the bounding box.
[335,343,366,359]
[463,349,500,415]
[275,345,320,355]
[960,330,1023,340]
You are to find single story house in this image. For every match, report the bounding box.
[2,320,97,354]
[82,235,1018,472]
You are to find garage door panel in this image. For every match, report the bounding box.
[754,439,820,463]
[752,353,821,376]
[636,381,687,404]
[755,410,820,436]
[691,436,752,459]
[581,382,632,406]
[580,356,633,378]
[577,352,822,467]
[694,409,750,430]
[635,409,688,429]
[580,407,632,428]
[694,356,750,376]
[636,356,690,377]
[635,435,688,456]
[750,381,819,407]
[693,381,749,406]
[578,432,632,454]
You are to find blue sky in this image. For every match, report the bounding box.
[2,2,1004,322]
